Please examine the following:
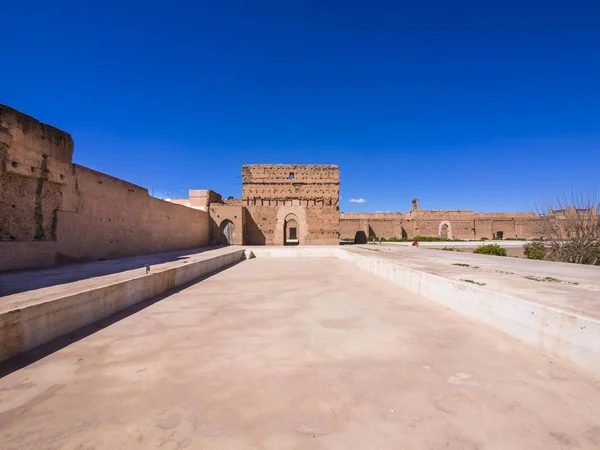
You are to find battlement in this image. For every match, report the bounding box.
[242,164,339,202]
[0,104,74,163]
[242,164,339,184]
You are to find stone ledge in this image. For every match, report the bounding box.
[0,248,244,362]
[337,249,600,375]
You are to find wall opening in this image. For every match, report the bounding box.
[354,230,367,244]
[289,172,295,180]
[440,224,449,239]
[438,221,453,240]
[284,214,299,246]
[495,231,504,239]
[219,219,235,245]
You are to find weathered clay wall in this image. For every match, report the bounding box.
[242,164,340,245]
[340,213,405,239]
[340,218,368,240]
[0,105,209,272]
[170,189,222,211]
[340,207,543,240]
[209,204,244,245]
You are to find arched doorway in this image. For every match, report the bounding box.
[438,221,453,239]
[284,214,299,246]
[219,219,235,245]
[440,224,449,239]
[354,230,367,244]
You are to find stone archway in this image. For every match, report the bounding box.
[219,219,235,245]
[284,213,299,246]
[275,206,307,246]
[438,221,453,240]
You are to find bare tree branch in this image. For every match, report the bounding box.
[535,189,600,265]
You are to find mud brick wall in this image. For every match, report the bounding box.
[340,208,543,240]
[0,105,209,272]
[340,213,405,239]
[242,165,340,245]
[209,204,244,245]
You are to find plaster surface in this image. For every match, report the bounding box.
[0,247,230,299]
[1,258,599,449]
[353,245,600,319]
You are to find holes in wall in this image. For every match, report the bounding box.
[289,172,295,180]
[11,204,15,208]
[9,235,15,240]
[11,161,18,168]
[60,174,65,180]
[30,166,35,172]
[98,180,103,184]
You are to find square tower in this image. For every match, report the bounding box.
[242,164,340,245]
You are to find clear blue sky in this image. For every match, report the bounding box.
[3,1,599,212]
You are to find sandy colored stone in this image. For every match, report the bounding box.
[1,258,599,449]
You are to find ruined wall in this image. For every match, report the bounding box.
[339,207,542,240]
[209,204,244,245]
[242,165,340,245]
[170,189,222,211]
[340,213,405,239]
[0,105,209,272]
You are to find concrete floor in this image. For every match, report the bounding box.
[1,258,600,449]
[356,245,600,320]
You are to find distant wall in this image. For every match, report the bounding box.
[0,104,209,272]
[170,189,222,211]
[340,209,542,241]
[340,213,405,240]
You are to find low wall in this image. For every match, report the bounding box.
[0,248,244,362]
[246,246,600,373]
[337,249,600,375]
[245,246,340,258]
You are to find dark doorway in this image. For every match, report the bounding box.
[284,215,299,246]
[354,231,367,244]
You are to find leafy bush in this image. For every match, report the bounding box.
[473,244,507,256]
[523,242,547,260]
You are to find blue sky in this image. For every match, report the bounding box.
[3,1,599,212]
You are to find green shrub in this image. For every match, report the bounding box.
[413,236,464,242]
[523,242,547,260]
[473,244,507,256]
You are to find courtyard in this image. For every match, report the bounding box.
[1,257,599,449]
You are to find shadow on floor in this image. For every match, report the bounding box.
[0,260,241,379]
[0,246,223,297]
